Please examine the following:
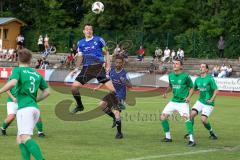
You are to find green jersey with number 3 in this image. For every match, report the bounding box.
[169,71,193,103]
[9,67,48,109]
[194,74,218,106]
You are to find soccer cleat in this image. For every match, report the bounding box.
[0,127,7,136]
[161,138,173,142]
[209,131,218,140]
[184,133,189,139]
[71,105,84,114]
[112,119,117,128]
[38,132,46,138]
[115,132,123,139]
[188,141,196,147]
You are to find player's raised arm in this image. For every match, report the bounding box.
[37,88,50,102]
[103,46,111,71]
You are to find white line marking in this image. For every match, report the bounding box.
[126,146,240,160]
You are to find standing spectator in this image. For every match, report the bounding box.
[136,45,145,61]
[16,34,24,50]
[171,49,176,61]
[38,35,44,52]
[44,34,49,50]
[162,46,170,62]
[154,47,162,62]
[218,36,225,58]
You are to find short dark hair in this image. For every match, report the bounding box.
[17,48,32,64]
[202,63,209,69]
[175,58,183,65]
[84,23,93,28]
[115,55,124,61]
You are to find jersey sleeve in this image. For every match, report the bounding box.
[210,77,218,90]
[39,76,48,90]
[186,75,193,88]
[9,67,20,81]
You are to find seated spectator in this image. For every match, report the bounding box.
[148,60,157,74]
[162,46,170,62]
[218,63,227,78]
[70,44,78,56]
[177,48,184,61]
[226,65,233,77]
[114,44,121,55]
[65,53,75,68]
[40,57,49,70]
[212,65,220,77]
[156,61,168,74]
[136,45,145,61]
[59,55,67,68]
[35,58,43,69]
[7,48,15,61]
[122,49,129,63]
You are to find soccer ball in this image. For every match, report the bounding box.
[92,1,104,14]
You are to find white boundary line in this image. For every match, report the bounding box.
[126,146,240,160]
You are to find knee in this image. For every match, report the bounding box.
[160,113,168,121]
[8,114,16,121]
[201,117,208,124]
[17,135,31,144]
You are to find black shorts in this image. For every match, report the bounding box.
[75,63,110,85]
[102,92,120,111]
[17,41,23,46]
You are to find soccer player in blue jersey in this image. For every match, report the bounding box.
[71,24,117,122]
[95,55,132,139]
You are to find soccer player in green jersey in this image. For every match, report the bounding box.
[186,63,218,140]
[161,59,196,147]
[0,48,50,160]
[0,89,46,137]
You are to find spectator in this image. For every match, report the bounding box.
[218,36,225,58]
[114,44,121,55]
[16,34,24,50]
[218,63,227,78]
[149,60,157,74]
[171,49,176,61]
[156,61,168,74]
[59,55,67,68]
[44,34,49,50]
[136,45,145,61]
[38,35,44,52]
[162,46,170,62]
[154,47,162,62]
[122,49,129,63]
[212,65,220,77]
[70,43,78,56]
[177,48,184,60]
[226,65,233,77]
[35,58,43,69]
[65,53,75,68]
[40,57,49,70]
[7,48,15,61]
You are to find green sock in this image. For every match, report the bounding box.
[2,122,9,130]
[203,122,212,131]
[36,121,43,132]
[25,139,45,160]
[191,118,195,126]
[19,143,30,160]
[185,120,193,135]
[161,119,170,132]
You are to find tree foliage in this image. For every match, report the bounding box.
[0,0,239,58]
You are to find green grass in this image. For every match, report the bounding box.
[0,85,239,160]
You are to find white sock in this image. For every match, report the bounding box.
[165,132,171,139]
[189,134,194,142]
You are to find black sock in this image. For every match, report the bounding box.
[72,89,83,107]
[116,119,122,134]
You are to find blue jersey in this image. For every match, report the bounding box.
[77,36,105,66]
[110,68,129,101]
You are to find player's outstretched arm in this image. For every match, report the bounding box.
[37,88,50,102]
[0,79,18,94]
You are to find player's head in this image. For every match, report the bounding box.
[115,55,124,70]
[200,63,209,74]
[83,23,93,39]
[172,58,183,72]
[17,48,32,65]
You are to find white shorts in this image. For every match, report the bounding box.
[7,102,18,115]
[16,107,40,136]
[192,101,214,117]
[162,101,190,118]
